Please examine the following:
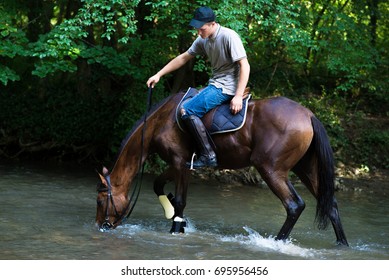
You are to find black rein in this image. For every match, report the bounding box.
[100,87,153,230]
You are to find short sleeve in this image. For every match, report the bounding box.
[227,32,247,62]
[188,36,205,56]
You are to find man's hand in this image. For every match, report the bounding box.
[146,74,160,88]
[146,52,193,89]
[230,95,243,115]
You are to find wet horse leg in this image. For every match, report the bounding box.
[293,160,349,246]
[258,167,306,241]
[299,175,348,245]
[328,198,349,245]
[170,167,191,234]
[153,167,175,219]
[297,176,348,245]
[153,165,190,233]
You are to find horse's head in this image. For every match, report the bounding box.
[95,167,130,231]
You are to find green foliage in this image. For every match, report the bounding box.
[0,65,20,85]
[321,11,378,92]
[30,0,140,77]
[0,7,28,85]
[145,0,195,39]
[297,92,347,153]
[353,129,389,168]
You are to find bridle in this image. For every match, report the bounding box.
[98,87,153,231]
[99,174,125,230]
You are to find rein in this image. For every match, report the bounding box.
[124,86,153,220]
[100,87,153,230]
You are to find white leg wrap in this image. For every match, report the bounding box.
[173,216,185,222]
[158,195,175,219]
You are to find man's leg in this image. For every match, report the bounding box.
[180,85,231,169]
[182,114,217,168]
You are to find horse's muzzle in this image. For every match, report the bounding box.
[100,221,113,232]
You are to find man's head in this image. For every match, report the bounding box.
[189,6,216,29]
[190,7,217,38]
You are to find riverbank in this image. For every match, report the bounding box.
[189,165,389,196]
[1,156,388,196]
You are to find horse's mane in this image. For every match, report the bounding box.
[113,94,176,164]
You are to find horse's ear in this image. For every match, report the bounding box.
[96,167,109,186]
[97,172,107,186]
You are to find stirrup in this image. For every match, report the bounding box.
[186,153,217,169]
[189,153,197,170]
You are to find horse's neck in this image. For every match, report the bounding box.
[110,126,148,192]
[109,94,177,192]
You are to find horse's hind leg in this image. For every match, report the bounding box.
[293,161,349,246]
[328,198,348,245]
[258,167,306,241]
[300,177,348,245]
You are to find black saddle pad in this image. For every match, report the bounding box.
[176,87,251,135]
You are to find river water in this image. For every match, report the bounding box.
[0,161,388,260]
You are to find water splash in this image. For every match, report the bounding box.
[183,217,197,233]
[221,226,319,258]
[117,221,320,258]
[99,220,387,259]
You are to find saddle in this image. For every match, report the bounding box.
[176,87,251,135]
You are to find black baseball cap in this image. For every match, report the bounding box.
[189,7,216,29]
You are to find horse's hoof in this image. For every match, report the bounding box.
[170,217,186,234]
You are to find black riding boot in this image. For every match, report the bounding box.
[183,115,217,169]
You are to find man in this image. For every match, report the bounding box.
[147,6,250,169]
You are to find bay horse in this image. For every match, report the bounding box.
[95,91,349,246]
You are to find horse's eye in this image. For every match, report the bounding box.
[97,199,104,207]
[97,183,108,193]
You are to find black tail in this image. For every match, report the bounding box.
[311,116,335,230]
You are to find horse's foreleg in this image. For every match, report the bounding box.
[154,167,175,219]
[170,167,190,234]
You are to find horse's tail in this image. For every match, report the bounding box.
[311,116,335,230]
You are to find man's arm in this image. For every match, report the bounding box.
[147,52,194,88]
[230,57,250,115]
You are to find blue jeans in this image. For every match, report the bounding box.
[181,85,232,119]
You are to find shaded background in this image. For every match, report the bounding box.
[0,0,388,175]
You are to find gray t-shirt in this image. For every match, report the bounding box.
[187,25,247,96]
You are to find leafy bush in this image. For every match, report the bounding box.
[297,92,348,155]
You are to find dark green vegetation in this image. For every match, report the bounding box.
[1,1,388,173]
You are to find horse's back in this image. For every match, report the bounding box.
[239,96,315,168]
[249,96,314,133]
[252,96,313,118]
[200,96,314,169]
